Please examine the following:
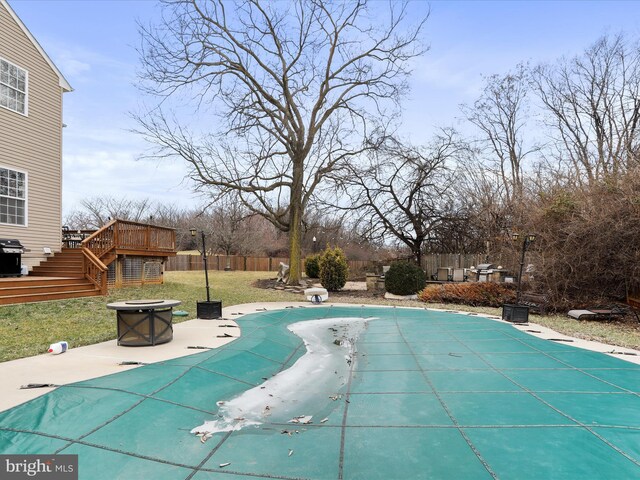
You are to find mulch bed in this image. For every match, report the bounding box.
[253,278,384,300]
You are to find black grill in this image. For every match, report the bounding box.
[0,239,25,277]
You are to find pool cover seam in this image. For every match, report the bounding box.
[347,389,632,395]
[55,384,218,415]
[393,313,499,480]
[218,342,305,373]
[448,329,640,468]
[355,366,636,372]
[184,430,232,480]
[192,364,264,386]
[53,360,205,454]
[499,329,640,397]
[3,427,306,480]
[337,305,365,480]
[54,362,275,408]
[4,426,212,471]
[9,422,640,436]
[276,341,306,374]
[261,422,630,429]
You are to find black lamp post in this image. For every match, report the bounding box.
[312,236,317,253]
[190,228,222,319]
[502,232,536,324]
[512,232,536,304]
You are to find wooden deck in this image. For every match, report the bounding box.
[1,219,176,305]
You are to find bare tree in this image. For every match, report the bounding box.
[456,160,516,258]
[462,64,535,205]
[64,197,153,229]
[533,34,640,186]
[203,198,259,259]
[135,0,427,284]
[523,167,640,308]
[333,130,468,266]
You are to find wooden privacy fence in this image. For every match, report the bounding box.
[167,255,289,272]
[165,254,504,275]
[166,255,374,273]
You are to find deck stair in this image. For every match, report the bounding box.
[0,276,102,305]
[30,248,86,278]
[0,248,107,305]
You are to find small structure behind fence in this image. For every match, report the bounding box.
[421,254,494,275]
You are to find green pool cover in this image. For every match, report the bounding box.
[1,305,640,479]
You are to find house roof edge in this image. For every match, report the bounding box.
[1,0,73,92]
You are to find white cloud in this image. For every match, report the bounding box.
[47,41,134,82]
[412,53,484,98]
[62,149,200,215]
[53,52,91,77]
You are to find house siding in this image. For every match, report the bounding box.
[0,2,64,269]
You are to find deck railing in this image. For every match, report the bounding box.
[80,221,116,258]
[79,219,175,256]
[82,248,108,295]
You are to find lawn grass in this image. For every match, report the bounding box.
[528,313,640,352]
[1,271,639,362]
[0,271,299,362]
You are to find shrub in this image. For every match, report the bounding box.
[527,174,640,310]
[319,247,349,291]
[418,282,516,307]
[384,262,426,295]
[304,255,320,278]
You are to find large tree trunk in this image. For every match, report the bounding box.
[414,248,423,268]
[287,161,304,285]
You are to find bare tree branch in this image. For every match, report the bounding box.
[135,0,427,283]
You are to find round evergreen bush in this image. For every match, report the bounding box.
[384,262,426,295]
[305,254,320,278]
[319,247,349,291]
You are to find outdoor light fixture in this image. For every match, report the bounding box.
[513,232,536,244]
[312,236,317,253]
[190,227,222,319]
[511,232,537,303]
[502,232,537,324]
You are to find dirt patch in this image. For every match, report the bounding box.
[253,278,385,299]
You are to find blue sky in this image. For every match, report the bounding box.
[8,0,640,216]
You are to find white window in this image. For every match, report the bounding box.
[0,58,28,115]
[0,167,27,226]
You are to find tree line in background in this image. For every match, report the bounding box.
[66,0,640,309]
[63,195,382,261]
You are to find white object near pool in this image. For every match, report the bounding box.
[304,287,329,302]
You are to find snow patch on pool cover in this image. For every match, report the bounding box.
[191,317,373,435]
